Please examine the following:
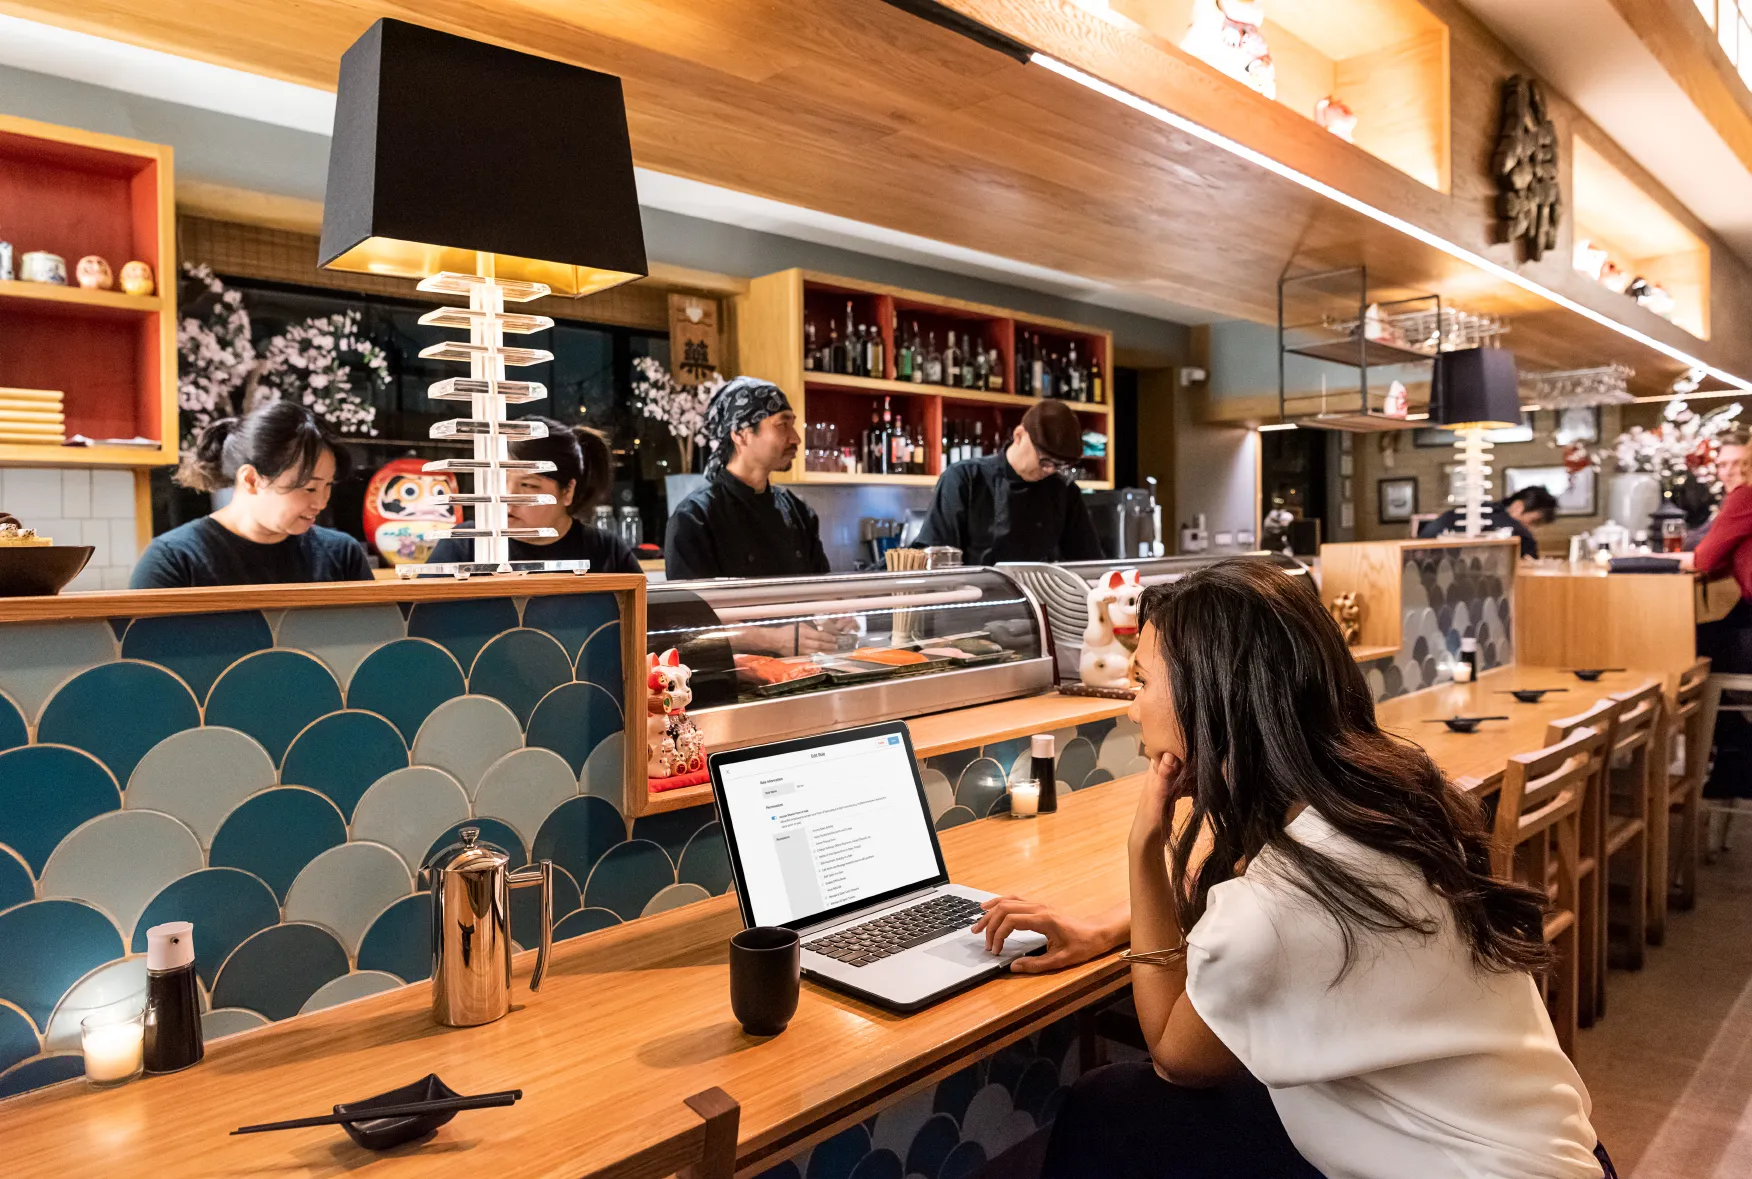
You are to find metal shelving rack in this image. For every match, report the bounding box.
[1277,266,1440,432]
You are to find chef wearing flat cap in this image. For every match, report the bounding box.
[664,376,831,581]
[913,399,1105,565]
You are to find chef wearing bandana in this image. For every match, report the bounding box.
[664,376,831,581]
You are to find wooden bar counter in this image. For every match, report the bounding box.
[0,774,1142,1179]
[1515,564,1738,687]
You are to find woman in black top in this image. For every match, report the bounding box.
[131,402,373,589]
[427,418,640,574]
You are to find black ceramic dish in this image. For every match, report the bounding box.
[1570,668,1625,682]
[333,1074,465,1150]
[0,545,94,596]
[1501,688,1569,703]
[1425,716,1510,733]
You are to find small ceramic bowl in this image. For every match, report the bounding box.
[0,545,93,596]
[1442,717,1483,733]
[1505,688,1567,703]
[333,1073,461,1151]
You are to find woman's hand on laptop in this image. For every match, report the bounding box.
[972,898,1130,974]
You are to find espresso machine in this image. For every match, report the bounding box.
[1082,477,1164,560]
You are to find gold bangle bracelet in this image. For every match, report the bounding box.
[1120,945,1186,966]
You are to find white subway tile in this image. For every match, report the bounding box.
[61,469,91,518]
[110,518,140,565]
[81,517,111,566]
[28,517,70,544]
[91,469,134,518]
[3,467,63,519]
[65,565,103,593]
[100,566,132,591]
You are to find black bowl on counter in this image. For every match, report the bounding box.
[0,545,94,596]
[1424,716,1509,734]
[334,1074,463,1150]
[1501,688,1568,704]
[1569,668,1624,682]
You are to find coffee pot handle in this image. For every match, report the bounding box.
[508,859,554,991]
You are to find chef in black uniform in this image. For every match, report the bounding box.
[664,376,831,580]
[914,399,1105,565]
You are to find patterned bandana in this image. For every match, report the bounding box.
[703,376,791,476]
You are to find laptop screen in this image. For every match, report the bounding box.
[714,725,945,929]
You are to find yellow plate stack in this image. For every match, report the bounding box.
[0,387,65,446]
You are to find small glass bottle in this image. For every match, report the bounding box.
[143,921,203,1074]
[1032,734,1058,815]
[1456,637,1479,683]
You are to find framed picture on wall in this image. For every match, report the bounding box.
[1379,476,1419,523]
[1506,465,1597,517]
[1413,413,1535,447]
[1553,407,1601,445]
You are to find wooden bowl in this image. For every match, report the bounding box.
[0,545,94,596]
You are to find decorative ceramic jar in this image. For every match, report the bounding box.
[19,251,67,285]
[75,255,113,290]
[118,260,154,297]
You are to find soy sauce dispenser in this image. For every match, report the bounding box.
[1032,734,1058,814]
[143,921,203,1074]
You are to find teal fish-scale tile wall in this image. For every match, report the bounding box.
[0,591,743,1100]
[1362,544,1516,702]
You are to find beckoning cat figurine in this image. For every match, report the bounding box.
[647,648,705,779]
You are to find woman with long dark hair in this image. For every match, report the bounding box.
[427,416,638,574]
[132,401,371,588]
[974,559,1609,1179]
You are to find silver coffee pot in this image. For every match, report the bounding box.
[421,827,553,1028]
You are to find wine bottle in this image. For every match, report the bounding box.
[1067,342,1082,401]
[1031,334,1045,397]
[1091,352,1105,404]
[925,332,943,384]
[987,345,1004,393]
[879,398,894,475]
[909,321,925,383]
[871,325,885,380]
[804,321,817,371]
[896,328,914,381]
[944,333,960,388]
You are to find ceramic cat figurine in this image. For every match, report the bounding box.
[647,648,705,778]
[1182,0,1276,99]
[1081,569,1142,689]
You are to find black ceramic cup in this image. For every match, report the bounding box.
[730,926,800,1036]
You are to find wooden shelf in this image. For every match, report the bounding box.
[0,279,161,317]
[1285,337,1435,367]
[797,470,939,486]
[0,113,176,468]
[805,370,1110,414]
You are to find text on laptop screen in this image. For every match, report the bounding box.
[718,731,942,927]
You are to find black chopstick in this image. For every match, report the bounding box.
[231,1090,522,1135]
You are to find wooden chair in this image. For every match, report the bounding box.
[1545,697,1620,1029]
[1667,659,1712,912]
[1606,681,1663,966]
[1493,725,1604,1058]
[581,1088,739,1179]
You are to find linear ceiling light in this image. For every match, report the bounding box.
[1030,54,1752,394]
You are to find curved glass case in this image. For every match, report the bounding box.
[648,569,1051,751]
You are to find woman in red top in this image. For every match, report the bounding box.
[1688,438,1752,673]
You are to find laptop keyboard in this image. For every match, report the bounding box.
[804,894,985,968]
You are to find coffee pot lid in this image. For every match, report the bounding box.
[423,825,510,878]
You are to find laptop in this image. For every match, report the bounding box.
[709,720,1048,1012]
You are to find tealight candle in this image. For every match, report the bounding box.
[81,1002,144,1087]
[1009,778,1040,818]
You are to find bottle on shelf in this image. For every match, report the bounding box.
[944,333,961,388]
[804,321,818,371]
[1031,333,1045,397]
[986,344,1004,392]
[896,325,914,381]
[924,332,943,385]
[1041,349,1056,400]
[870,325,885,380]
[1067,342,1083,401]
[908,321,924,384]
[1091,351,1105,404]
[972,420,984,458]
[1015,332,1030,396]
[844,301,858,374]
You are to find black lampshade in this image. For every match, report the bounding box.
[1432,348,1521,429]
[319,19,647,296]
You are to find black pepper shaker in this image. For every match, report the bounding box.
[143,921,204,1074]
[1032,734,1058,814]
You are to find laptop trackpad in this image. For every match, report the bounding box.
[923,932,1044,967]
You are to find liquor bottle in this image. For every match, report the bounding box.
[924,332,943,384]
[867,408,882,474]
[973,420,984,458]
[944,333,960,388]
[1031,334,1045,397]
[1091,352,1105,404]
[987,346,1004,393]
[844,301,858,367]
[1040,351,1055,400]
[804,321,817,371]
[879,398,895,475]
[909,322,924,383]
[870,326,885,380]
[1067,342,1082,401]
[896,327,914,381]
[1015,332,1030,396]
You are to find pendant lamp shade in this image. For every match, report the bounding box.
[1432,348,1522,430]
[319,19,647,296]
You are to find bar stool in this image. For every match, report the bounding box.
[1666,660,1711,910]
[1605,681,1663,965]
[1703,672,1752,856]
[1493,725,1604,1058]
[1545,697,1620,1028]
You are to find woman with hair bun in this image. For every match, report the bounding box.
[131,401,371,588]
[426,416,640,574]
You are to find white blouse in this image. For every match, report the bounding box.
[1184,808,1603,1179]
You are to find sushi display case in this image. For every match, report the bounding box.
[647,568,1053,753]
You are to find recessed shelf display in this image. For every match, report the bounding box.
[1570,138,1710,340]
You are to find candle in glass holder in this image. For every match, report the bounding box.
[1009,778,1040,818]
[81,1002,144,1087]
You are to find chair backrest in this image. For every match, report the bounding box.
[582,1087,740,1179]
[1608,680,1664,759]
[1492,725,1602,878]
[1676,658,1711,711]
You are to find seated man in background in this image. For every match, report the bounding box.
[1416,485,1557,558]
[1685,427,1748,551]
